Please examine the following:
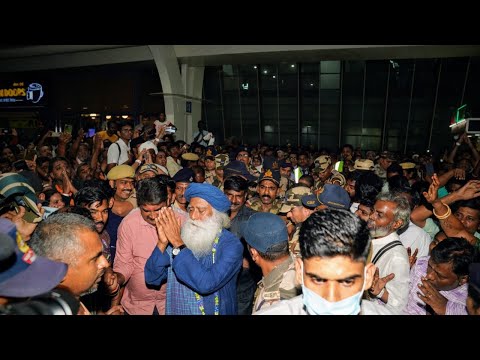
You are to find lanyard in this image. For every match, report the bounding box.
[194,234,220,315]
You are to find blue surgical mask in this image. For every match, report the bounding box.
[301,263,366,315]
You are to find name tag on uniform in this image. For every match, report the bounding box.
[263,291,280,301]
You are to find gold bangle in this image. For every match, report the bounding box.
[433,204,451,220]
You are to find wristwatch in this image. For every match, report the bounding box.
[172,245,186,258]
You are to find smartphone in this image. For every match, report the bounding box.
[425,163,435,176]
[87,128,95,138]
[50,132,61,137]
[24,149,37,161]
[165,126,177,134]
[64,124,73,135]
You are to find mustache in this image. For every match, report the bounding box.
[95,222,105,227]
[186,219,209,230]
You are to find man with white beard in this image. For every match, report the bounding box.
[144,183,243,315]
[366,192,411,314]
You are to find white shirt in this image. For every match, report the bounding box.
[192,130,210,146]
[350,202,359,213]
[254,294,395,315]
[255,295,306,315]
[107,138,131,165]
[371,232,410,314]
[399,221,432,258]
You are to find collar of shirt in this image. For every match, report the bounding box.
[259,256,294,289]
[372,231,400,249]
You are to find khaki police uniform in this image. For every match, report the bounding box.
[289,226,301,258]
[314,170,346,192]
[252,256,299,313]
[205,169,216,185]
[278,176,294,199]
[247,197,282,214]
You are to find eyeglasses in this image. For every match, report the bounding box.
[237,154,250,158]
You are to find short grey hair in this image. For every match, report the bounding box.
[30,212,97,266]
[376,191,411,231]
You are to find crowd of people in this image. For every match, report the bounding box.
[1,115,480,315]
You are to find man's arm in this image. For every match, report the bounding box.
[144,247,171,286]
[173,231,243,295]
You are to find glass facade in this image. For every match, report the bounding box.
[202,57,480,156]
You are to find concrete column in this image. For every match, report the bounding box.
[148,45,184,137]
[181,63,204,144]
[148,45,204,143]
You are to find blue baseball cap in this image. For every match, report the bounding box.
[172,168,194,183]
[279,160,293,169]
[0,218,68,298]
[223,160,256,182]
[241,213,288,253]
[300,194,321,209]
[317,184,351,210]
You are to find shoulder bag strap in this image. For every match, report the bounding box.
[372,240,403,265]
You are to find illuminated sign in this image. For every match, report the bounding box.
[0,81,46,106]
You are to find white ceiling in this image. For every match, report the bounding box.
[0,45,479,72]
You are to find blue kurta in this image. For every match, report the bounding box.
[144,228,243,315]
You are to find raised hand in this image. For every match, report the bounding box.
[103,267,119,293]
[154,215,169,248]
[423,173,440,204]
[455,179,480,201]
[0,205,39,240]
[145,151,153,164]
[156,207,183,248]
[407,247,418,269]
[369,267,395,297]
[59,132,72,144]
[136,149,147,163]
[417,277,447,315]
[453,168,466,180]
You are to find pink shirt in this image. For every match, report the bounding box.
[113,208,167,315]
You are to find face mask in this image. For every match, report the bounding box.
[301,262,366,315]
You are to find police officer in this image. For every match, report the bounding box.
[278,160,295,198]
[279,186,314,257]
[241,212,299,313]
[247,169,283,214]
[312,155,346,192]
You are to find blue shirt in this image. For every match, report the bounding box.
[144,228,243,315]
[105,209,124,264]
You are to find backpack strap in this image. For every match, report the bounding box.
[115,142,121,164]
[372,240,403,265]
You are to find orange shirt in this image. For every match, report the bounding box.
[96,130,119,143]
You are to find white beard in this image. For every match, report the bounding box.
[369,222,393,239]
[181,210,229,258]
